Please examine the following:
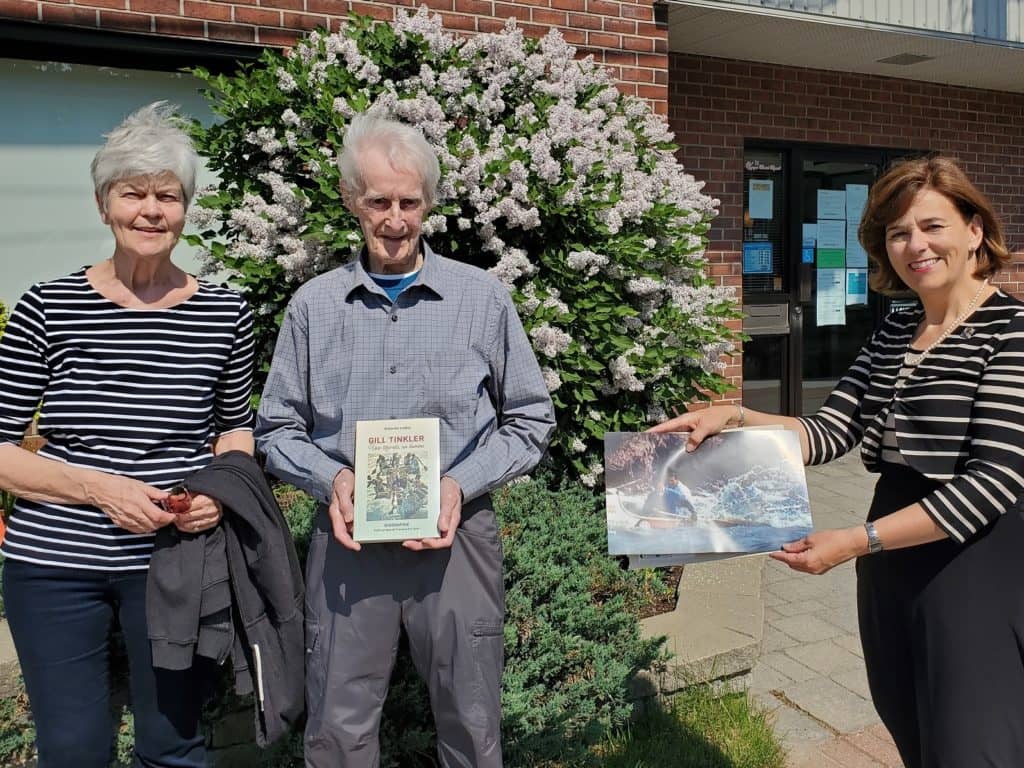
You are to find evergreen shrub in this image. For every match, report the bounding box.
[279,478,667,766]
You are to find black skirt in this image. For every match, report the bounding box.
[857,462,1024,768]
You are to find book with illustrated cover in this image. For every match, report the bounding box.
[604,428,812,559]
[354,418,441,543]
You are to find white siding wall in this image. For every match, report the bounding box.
[707,0,1023,43]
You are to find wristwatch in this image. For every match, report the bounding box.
[864,522,883,554]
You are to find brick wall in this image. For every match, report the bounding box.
[0,0,668,110]
[670,53,1024,397]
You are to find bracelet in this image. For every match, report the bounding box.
[734,403,745,428]
[864,521,883,554]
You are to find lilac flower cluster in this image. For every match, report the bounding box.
[192,6,738,481]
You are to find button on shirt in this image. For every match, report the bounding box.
[254,243,556,504]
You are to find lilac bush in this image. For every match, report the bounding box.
[188,8,739,482]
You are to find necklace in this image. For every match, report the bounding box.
[904,278,988,367]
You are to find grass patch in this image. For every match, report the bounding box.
[594,687,785,768]
[0,681,784,768]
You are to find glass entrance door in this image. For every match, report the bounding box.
[742,144,915,416]
[797,157,883,413]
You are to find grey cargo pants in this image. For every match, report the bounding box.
[304,495,504,768]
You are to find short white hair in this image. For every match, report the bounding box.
[91,101,199,210]
[336,114,440,208]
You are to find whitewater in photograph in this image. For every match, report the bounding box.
[604,429,813,556]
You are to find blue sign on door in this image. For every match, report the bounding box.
[742,242,773,275]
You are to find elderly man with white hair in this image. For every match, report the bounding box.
[255,114,555,767]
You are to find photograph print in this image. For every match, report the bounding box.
[604,428,813,556]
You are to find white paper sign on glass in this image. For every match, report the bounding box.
[817,219,846,250]
[816,268,846,326]
[846,183,869,223]
[817,189,847,220]
[748,178,774,219]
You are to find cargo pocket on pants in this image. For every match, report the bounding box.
[468,619,504,730]
[304,530,330,739]
[304,620,326,738]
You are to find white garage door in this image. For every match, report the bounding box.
[0,57,221,309]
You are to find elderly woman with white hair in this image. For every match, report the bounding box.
[0,103,255,767]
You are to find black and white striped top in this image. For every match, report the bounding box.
[0,269,255,571]
[798,290,1024,544]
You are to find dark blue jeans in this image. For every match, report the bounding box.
[2,559,209,768]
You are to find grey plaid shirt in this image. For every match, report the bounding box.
[255,242,555,504]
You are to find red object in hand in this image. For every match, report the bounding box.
[162,485,192,515]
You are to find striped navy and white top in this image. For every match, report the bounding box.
[797,289,1024,545]
[0,269,255,571]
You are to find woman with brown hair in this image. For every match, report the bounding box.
[653,156,1024,766]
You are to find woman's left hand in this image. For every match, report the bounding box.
[769,527,863,575]
[173,493,223,535]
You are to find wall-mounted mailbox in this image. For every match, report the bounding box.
[743,302,790,336]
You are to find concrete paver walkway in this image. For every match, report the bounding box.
[752,451,905,767]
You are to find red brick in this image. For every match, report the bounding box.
[100,8,152,30]
[81,0,129,9]
[492,2,520,18]
[454,0,491,13]
[518,22,552,38]
[41,3,98,23]
[256,24,301,45]
[635,53,665,68]
[562,27,585,43]
[530,7,566,24]
[587,30,619,47]
[602,50,637,65]
[349,1,395,19]
[637,83,665,100]
[0,0,40,20]
[236,4,280,23]
[620,2,651,20]
[437,10,475,29]
[567,11,600,28]
[618,65,654,83]
[587,0,617,15]
[207,19,256,39]
[602,16,635,33]
[550,0,582,8]
[155,15,205,35]
[283,11,328,29]
[183,0,228,18]
[622,34,653,51]
[476,15,505,32]
[129,0,177,13]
